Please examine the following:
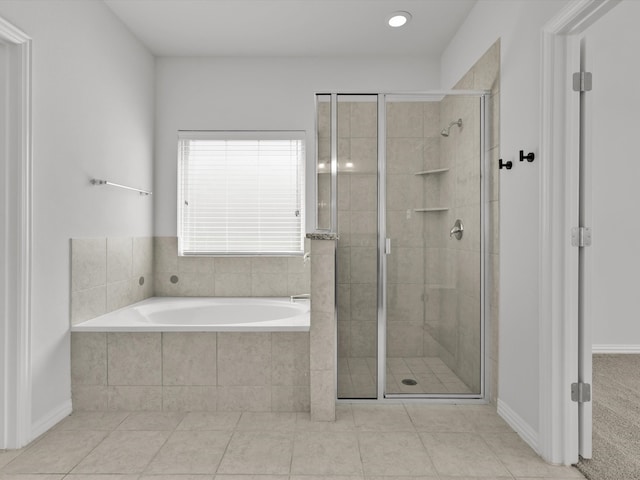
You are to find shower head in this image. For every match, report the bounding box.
[440,118,463,137]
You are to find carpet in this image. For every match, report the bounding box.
[576,354,640,479]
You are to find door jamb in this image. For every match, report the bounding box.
[538,0,620,465]
[0,15,32,449]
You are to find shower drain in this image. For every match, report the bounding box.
[401,378,418,386]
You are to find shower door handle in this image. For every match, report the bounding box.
[385,238,391,255]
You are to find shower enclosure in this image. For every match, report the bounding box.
[316,92,487,400]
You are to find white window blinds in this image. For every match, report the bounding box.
[178,131,305,256]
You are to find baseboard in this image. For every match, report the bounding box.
[497,398,538,452]
[30,399,72,440]
[592,344,640,354]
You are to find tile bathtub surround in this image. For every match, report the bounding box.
[71,331,310,412]
[1,406,586,479]
[70,237,154,325]
[153,236,311,297]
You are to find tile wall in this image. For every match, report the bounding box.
[70,236,311,324]
[70,237,154,325]
[71,331,310,412]
[386,100,441,359]
[309,238,337,421]
[426,40,500,397]
[154,237,310,298]
[333,100,379,363]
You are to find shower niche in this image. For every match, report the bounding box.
[316,92,487,400]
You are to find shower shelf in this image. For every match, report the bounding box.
[414,168,450,176]
[414,208,449,212]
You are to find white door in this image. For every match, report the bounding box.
[579,0,640,460]
[576,36,592,460]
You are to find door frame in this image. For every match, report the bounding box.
[0,16,32,449]
[538,0,620,465]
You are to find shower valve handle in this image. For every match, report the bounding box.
[450,220,464,240]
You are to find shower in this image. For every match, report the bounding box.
[315,92,486,401]
[440,118,463,136]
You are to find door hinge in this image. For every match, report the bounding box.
[571,227,592,247]
[573,72,593,92]
[571,382,591,403]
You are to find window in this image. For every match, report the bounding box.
[178,131,305,256]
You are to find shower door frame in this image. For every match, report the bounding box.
[319,91,490,403]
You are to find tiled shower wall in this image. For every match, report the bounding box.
[426,41,500,397]
[70,237,154,325]
[386,101,441,358]
[333,101,379,360]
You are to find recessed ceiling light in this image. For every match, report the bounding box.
[388,11,412,28]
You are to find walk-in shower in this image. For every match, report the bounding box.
[316,91,488,400]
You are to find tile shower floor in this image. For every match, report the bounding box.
[339,357,472,398]
[0,406,585,479]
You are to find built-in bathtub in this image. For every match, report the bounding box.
[71,296,310,332]
[71,297,311,412]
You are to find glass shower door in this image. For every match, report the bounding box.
[384,94,483,397]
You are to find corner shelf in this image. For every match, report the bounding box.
[414,168,450,176]
[414,208,449,212]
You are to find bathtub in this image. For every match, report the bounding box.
[71,296,310,333]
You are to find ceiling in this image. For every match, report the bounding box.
[103,0,477,57]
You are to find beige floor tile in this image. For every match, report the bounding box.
[291,477,363,480]
[117,412,185,431]
[2,430,108,474]
[65,475,139,480]
[216,431,293,475]
[420,432,511,477]
[236,412,296,432]
[461,406,513,432]
[352,405,414,432]
[438,477,512,480]
[516,477,585,480]
[406,405,475,432]
[55,412,129,431]
[145,431,231,474]
[439,476,512,480]
[0,475,65,480]
[366,477,438,480]
[72,431,170,474]
[140,476,213,480]
[290,432,363,476]
[483,433,585,478]
[296,404,355,432]
[215,476,288,480]
[359,432,436,477]
[176,412,240,431]
[0,450,23,469]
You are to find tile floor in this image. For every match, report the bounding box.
[339,357,473,398]
[0,405,585,479]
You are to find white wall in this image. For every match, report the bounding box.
[585,0,640,349]
[440,0,570,445]
[0,1,154,437]
[155,56,440,235]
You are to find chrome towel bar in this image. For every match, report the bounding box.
[90,178,152,196]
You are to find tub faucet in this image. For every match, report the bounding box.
[290,293,310,302]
